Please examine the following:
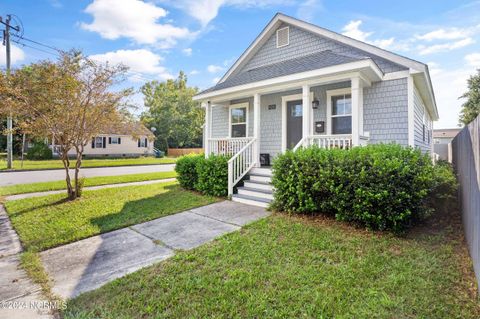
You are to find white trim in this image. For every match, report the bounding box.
[326,88,352,135]
[228,102,249,138]
[194,60,382,101]
[276,26,289,48]
[407,75,415,147]
[383,70,410,81]
[253,93,261,166]
[281,92,313,152]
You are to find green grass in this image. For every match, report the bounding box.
[0,171,177,196]
[0,157,176,171]
[65,214,479,319]
[5,181,217,251]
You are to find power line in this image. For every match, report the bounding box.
[11,38,60,57]
[12,34,62,53]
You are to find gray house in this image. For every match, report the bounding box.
[193,13,438,207]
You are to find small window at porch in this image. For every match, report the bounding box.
[331,94,352,134]
[230,106,247,137]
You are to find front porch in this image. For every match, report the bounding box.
[200,72,378,199]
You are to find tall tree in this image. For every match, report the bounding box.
[459,69,480,125]
[141,72,203,151]
[2,50,133,200]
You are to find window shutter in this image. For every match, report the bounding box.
[91,137,95,149]
[109,137,112,144]
[145,138,148,147]
[138,139,141,147]
[118,137,121,144]
[103,137,107,148]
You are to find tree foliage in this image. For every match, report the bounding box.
[1,50,133,200]
[141,72,203,151]
[459,69,480,125]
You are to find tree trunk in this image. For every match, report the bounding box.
[74,148,83,198]
[60,151,74,200]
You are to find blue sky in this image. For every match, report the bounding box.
[1,0,480,128]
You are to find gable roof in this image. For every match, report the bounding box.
[103,120,154,138]
[199,50,370,95]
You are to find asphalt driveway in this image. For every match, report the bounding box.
[0,164,175,186]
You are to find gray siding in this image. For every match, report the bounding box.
[364,78,409,146]
[211,105,229,138]
[413,85,433,153]
[312,82,351,133]
[236,24,406,77]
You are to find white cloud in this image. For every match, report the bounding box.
[207,64,224,73]
[465,53,480,68]
[212,76,220,84]
[426,62,443,76]
[89,49,173,81]
[171,0,292,27]
[0,44,25,66]
[182,48,193,56]
[296,0,323,23]
[418,37,474,55]
[80,0,191,47]
[341,20,395,49]
[416,28,467,42]
[189,69,200,75]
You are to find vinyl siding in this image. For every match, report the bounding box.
[413,85,433,153]
[364,78,409,146]
[234,23,406,78]
[67,134,153,157]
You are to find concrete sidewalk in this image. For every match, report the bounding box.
[0,206,53,319]
[40,201,269,300]
[5,178,177,201]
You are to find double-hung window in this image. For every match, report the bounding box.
[331,94,352,134]
[230,104,247,138]
[95,136,104,148]
[110,137,120,144]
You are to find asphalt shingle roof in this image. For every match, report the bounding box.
[199,50,370,95]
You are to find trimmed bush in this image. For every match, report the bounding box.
[175,154,204,190]
[428,160,458,213]
[26,142,53,160]
[272,144,442,233]
[195,155,229,197]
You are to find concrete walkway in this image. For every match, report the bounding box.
[0,164,175,186]
[5,178,177,201]
[0,206,53,318]
[40,201,269,299]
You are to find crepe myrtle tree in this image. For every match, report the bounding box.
[3,50,134,200]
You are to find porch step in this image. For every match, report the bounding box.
[231,194,270,208]
[237,187,274,200]
[232,167,273,208]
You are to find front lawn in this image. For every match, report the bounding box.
[0,156,176,171]
[4,181,217,251]
[0,171,177,196]
[65,213,479,318]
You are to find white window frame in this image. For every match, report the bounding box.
[139,138,147,148]
[326,88,352,135]
[95,136,104,148]
[111,137,120,144]
[228,102,249,138]
[276,26,289,48]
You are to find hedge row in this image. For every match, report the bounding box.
[271,144,457,233]
[175,154,228,197]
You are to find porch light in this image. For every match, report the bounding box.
[312,98,320,109]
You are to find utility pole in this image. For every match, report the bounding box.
[1,15,19,169]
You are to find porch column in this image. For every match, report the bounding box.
[351,77,363,146]
[203,101,210,157]
[302,84,311,139]
[253,93,261,167]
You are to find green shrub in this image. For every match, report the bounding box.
[175,154,204,190]
[195,155,229,197]
[428,160,458,212]
[272,144,438,233]
[26,142,53,160]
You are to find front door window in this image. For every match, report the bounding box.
[230,106,247,137]
[287,100,303,149]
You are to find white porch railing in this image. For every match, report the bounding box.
[293,134,370,150]
[208,137,253,156]
[227,138,257,196]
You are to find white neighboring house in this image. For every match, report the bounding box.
[51,122,155,158]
